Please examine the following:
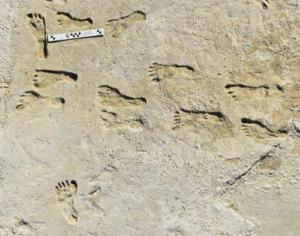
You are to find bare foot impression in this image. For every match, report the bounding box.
[11,219,44,235]
[241,118,288,141]
[55,180,78,225]
[148,63,200,82]
[57,12,92,30]
[225,84,270,102]
[172,109,226,131]
[16,91,64,112]
[29,70,78,90]
[98,85,146,109]
[100,110,144,131]
[105,11,146,39]
[26,13,48,60]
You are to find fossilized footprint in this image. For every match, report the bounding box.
[225,84,270,102]
[241,118,288,141]
[148,63,200,82]
[56,12,93,30]
[26,13,48,60]
[11,219,44,235]
[55,180,78,225]
[105,11,146,38]
[98,86,146,109]
[16,91,65,112]
[172,109,226,131]
[100,110,144,131]
[29,70,78,90]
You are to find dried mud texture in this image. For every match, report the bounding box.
[105,11,146,38]
[260,155,281,171]
[45,0,67,6]
[2,0,300,235]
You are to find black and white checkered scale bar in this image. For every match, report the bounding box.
[48,28,104,42]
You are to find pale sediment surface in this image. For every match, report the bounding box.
[1,0,300,235]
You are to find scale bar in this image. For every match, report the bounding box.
[48,28,104,42]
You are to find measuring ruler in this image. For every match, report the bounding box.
[48,28,104,42]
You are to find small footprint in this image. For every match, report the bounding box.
[55,180,78,225]
[241,118,288,141]
[11,219,34,235]
[148,63,199,82]
[172,109,226,131]
[98,85,146,109]
[16,91,65,112]
[56,12,93,30]
[100,110,144,131]
[29,70,78,90]
[105,11,146,39]
[26,13,48,60]
[225,84,270,102]
[11,219,44,235]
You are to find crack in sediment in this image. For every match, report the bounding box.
[226,143,280,186]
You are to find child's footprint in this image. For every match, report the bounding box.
[26,13,48,60]
[16,91,64,112]
[55,180,78,225]
[100,110,144,131]
[98,86,146,109]
[105,11,146,39]
[56,12,93,30]
[29,70,78,90]
[148,63,199,82]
